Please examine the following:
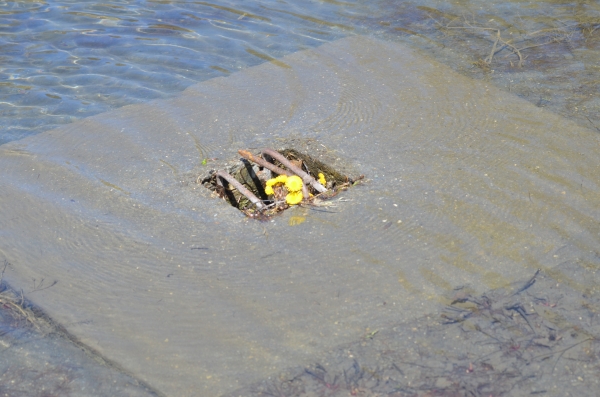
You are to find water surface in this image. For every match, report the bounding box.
[1,1,600,396]
[1,35,599,395]
[3,0,600,143]
[0,0,365,143]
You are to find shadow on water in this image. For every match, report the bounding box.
[226,263,600,397]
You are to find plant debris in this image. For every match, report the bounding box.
[223,264,600,396]
[201,148,363,218]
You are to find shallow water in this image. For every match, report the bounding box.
[0,309,157,396]
[0,0,366,143]
[3,0,600,144]
[2,34,600,395]
[1,1,600,396]
[370,0,600,134]
[225,262,600,396]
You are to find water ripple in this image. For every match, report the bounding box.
[0,0,377,144]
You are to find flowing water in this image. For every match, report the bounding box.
[1,1,600,396]
[3,0,600,144]
[0,0,364,144]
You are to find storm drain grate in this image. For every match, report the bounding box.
[201,148,363,218]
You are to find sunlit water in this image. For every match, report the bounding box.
[2,0,600,144]
[1,1,600,396]
[0,0,372,144]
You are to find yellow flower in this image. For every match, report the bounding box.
[265,174,291,196]
[318,173,326,185]
[286,190,303,205]
[285,175,303,192]
[274,175,288,184]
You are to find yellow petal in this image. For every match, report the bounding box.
[275,175,288,184]
[266,178,278,187]
[318,173,326,185]
[285,175,303,192]
[264,185,274,195]
[286,190,303,205]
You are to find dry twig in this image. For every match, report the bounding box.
[238,149,292,177]
[261,148,327,193]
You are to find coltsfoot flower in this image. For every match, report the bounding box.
[285,175,303,192]
[286,190,303,205]
[318,173,326,185]
[274,175,288,184]
[265,174,289,196]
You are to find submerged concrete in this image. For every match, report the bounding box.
[0,35,599,396]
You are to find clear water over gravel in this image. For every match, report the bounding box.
[3,0,600,144]
[0,0,365,143]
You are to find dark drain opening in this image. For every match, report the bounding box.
[201,148,362,218]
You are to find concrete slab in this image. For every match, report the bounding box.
[1,35,599,396]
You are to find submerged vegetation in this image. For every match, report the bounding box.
[202,148,363,218]
[0,260,162,396]
[225,267,600,397]
[374,1,600,132]
[0,260,51,332]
